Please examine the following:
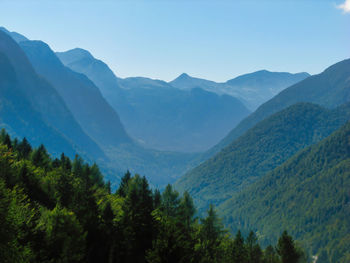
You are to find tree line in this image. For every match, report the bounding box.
[0,129,306,263]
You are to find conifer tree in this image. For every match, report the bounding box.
[276,231,301,263]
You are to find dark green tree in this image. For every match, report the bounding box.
[116,170,131,197]
[17,137,32,159]
[161,184,180,217]
[276,231,301,263]
[246,231,263,263]
[178,191,196,229]
[263,245,279,263]
[232,230,247,263]
[197,204,225,263]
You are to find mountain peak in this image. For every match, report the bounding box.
[69,48,93,59]
[174,73,192,81]
[56,48,94,65]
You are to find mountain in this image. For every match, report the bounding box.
[170,73,222,93]
[218,121,350,262]
[174,102,350,212]
[170,71,310,110]
[205,59,350,159]
[0,28,199,187]
[19,40,132,148]
[56,48,121,95]
[0,30,104,160]
[225,70,310,110]
[57,49,251,152]
[0,51,77,158]
[0,27,28,43]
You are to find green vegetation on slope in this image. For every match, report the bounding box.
[219,121,350,263]
[175,103,350,212]
[0,129,305,263]
[205,58,350,160]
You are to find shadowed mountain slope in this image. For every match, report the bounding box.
[175,102,350,213]
[203,59,350,160]
[0,30,103,159]
[57,48,251,152]
[20,41,132,148]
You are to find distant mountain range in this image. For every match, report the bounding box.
[19,40,131,149]
[0,28,195,186]
[170,70,309,110]
[201,58,350,161]
[0,30,104,161]
[175,57,350,261]
[176,57,350,211]
[57,48,251,152]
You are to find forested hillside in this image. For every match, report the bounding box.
[175,102,350,212]
[205,59,350,160]
[0,129,306,263]
[219,121,350,263]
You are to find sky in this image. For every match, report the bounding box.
[0,0,349,82]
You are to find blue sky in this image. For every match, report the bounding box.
[0,0,349,81]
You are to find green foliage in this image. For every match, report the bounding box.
[36,206,86,263]
[0,129,301,262]
[276,231,301,263]
[176,102,350,213]
[219,121,350,262]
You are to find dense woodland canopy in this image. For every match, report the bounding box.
[219,121,350,263]
[0,129,306,263]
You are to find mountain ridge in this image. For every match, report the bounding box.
[175,102,350,212]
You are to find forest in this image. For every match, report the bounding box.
[0,129,307,263]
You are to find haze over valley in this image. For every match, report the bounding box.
[0,1,349,262]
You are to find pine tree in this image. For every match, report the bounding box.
[116,170,131,197]
[264,245,279,263]
[246,231,263,263]
[276,231,301,263]
[197,204,225,263]
[178,191,196,229]
[18,138,32,159]
[161,184,180,217]
[232,230,247,263]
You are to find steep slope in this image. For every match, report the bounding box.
[0,30,104,160]
[206,59,350,159]
[0,52,77,157]
[19,41,131,148]
[57,49,250,152]
[219,121,350,262]
[170,71,309,110]
[0,27,28,43]
[175,103,350,212]
[57,48,121,95]
[116,83,250,152]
